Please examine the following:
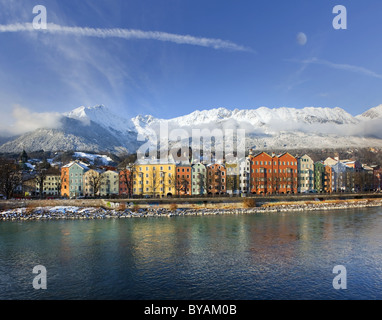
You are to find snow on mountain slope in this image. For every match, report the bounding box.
[132,105,361,138]
[357,105,382,120]
[73,152,114,165]
[66,105,135,134]
[1,104,382,154]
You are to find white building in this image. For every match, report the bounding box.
[297,154,315,193]
[239,157,251,195]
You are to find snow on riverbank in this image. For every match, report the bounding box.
[1,199,382,221]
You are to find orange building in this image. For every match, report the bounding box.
[250,152,274,194]
[250,152,298,194]
[175,165,192,196]
[61,166,70,197]
[324,165,333,193]
[207,163,227,195]
[277,152,298,194]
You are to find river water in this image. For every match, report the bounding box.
[1,207,382,300]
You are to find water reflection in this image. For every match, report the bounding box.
[0,207,381,299]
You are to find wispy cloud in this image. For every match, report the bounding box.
[289,57,382,79]
[0,22,252,52]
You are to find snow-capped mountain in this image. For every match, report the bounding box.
[132,106,361,136]
[356,104,382,120]
[65,105,136,133]
[0,104,382,154]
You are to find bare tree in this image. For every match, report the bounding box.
[120,164,136,198]
[34,160,53,199]
[35,169,48,199]
[197,172,208,196]
[149,169,161,198]
[0,159,23,199]
[174,174,184,196]
[87,170,103,197]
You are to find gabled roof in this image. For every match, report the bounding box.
[62,160,89,170]
[250,151,272,158]
[277,152,297,159]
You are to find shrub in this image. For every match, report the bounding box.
[25,201,39,215]
[169,203,178,211]
[243,198,256,208]
[118,202,126,211]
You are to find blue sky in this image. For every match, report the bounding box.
[0,0,381,134]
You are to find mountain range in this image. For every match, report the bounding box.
[1,104,382,154]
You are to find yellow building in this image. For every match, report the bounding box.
[133,159,176,197]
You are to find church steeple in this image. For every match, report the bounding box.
[20,149,28,164]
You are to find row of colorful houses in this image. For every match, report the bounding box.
[23,151,382,198]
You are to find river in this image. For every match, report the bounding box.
[1,207,382,300]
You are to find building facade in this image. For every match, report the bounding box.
[83,169,103,197]
[119,169,132,197]
[297,154,315,193]
[226,162,240,195]
[133,160,176,197]
[175,164,192,196]
[239,158,251,195]
[100,170,119,197]
[191,163,207,196]
[61,161,89,198]
[206,163,227,195]
[249,152,298,195]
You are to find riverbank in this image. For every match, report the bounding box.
[1,198,382,221]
